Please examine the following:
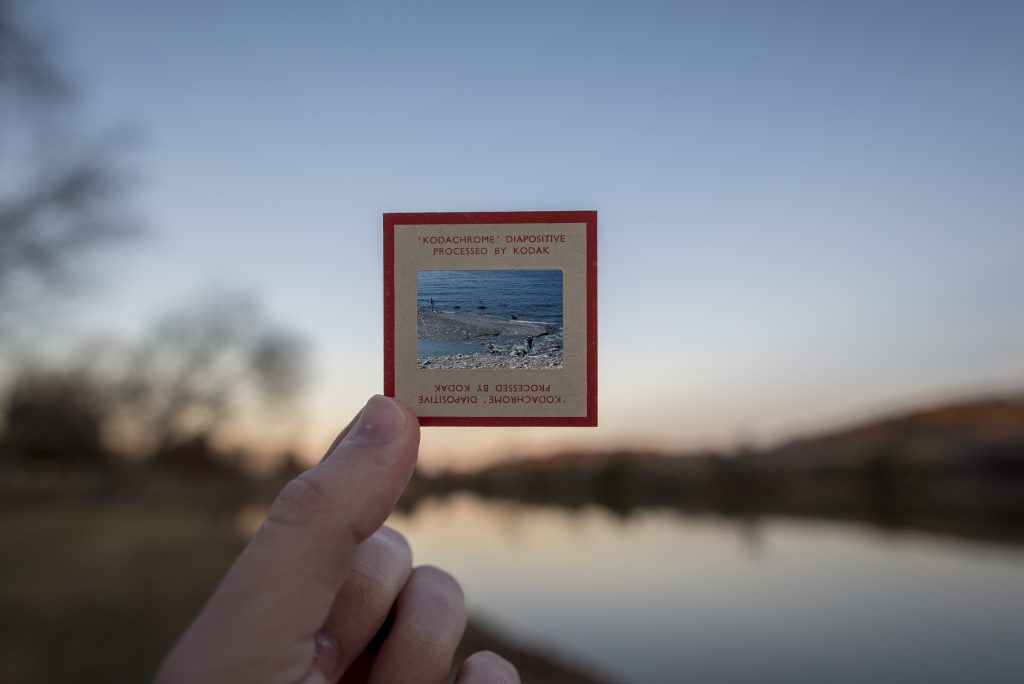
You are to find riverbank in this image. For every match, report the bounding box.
[0,496,612,684]
[418,310,550,341]
[418,309,563,369]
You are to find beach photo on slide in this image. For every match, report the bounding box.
[417,270,563,370]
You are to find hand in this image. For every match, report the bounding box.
[156,395,519,684]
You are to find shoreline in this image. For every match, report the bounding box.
[419,349,563,370]
[418,309,551,342]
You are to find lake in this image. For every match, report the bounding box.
[417,269,563,324]
[387,494,1024,684]
[417,269,565,359]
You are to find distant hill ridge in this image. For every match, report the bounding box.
[417,395,1024,546]
[779,396,1024,447]
[759,396,1024,475]
[445,394,1024,480]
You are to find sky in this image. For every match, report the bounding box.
[24,0,1024,469]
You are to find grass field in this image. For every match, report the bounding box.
[0,499,608,684]
[0,503,242,682]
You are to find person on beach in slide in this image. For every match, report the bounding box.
[156,395,519,684]
[525,336,534,354]
[429,297,435,312]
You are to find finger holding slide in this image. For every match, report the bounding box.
[157,395,420,683]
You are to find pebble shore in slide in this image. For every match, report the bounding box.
[417,310,563,370]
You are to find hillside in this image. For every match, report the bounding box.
[752,397,1024,476]
[417,395,1024,543]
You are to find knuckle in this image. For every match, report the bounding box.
[408,565,467,621]
[462,651,520,683]
[341,567,393,616]
[267,473,336,527]
[332,530,413,622]
[391,622,455,675]
[413,565,465,600]
[355,528,413,582]
[376,525,412,554]
[382,536,414,574]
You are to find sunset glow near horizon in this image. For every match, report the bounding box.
[32,0,1024,470]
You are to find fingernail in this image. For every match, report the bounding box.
[343,395,406,445]
[313,631,339,679]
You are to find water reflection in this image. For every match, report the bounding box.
[387,494,1024,684]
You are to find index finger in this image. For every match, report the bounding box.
[187,395,419,653]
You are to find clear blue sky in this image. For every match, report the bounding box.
[30,0,1024,467]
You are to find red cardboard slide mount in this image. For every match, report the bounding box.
[384,211,597,427]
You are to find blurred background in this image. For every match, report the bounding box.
[1,1,1022,682]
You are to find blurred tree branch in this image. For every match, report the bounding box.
[0,1,137,328]
[0,6,307,469]
[0,0,66,100]
[114,292,308,459]
[0,156,132,294]
[0,291,308,466]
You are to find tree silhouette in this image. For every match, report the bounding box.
[0,2,135,331]
[0,367,107,464]
[114,292,308,460]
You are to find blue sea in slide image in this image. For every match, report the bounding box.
[417,270,563,358]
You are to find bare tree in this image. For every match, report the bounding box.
[114,292,308,460]
[0,2,136,330]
